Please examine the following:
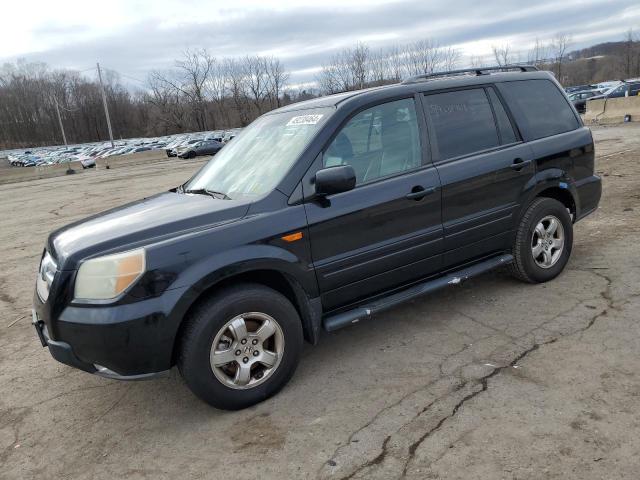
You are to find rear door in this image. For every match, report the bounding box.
[303,97,443,311]
[421,86,535,267]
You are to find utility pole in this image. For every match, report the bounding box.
[54,99,67,146]
[54,98,74,174]
[97,62,115,148]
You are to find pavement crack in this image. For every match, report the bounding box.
[400,338,556,477]
[319,270,614,480]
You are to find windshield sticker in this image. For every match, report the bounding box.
[287,114,324,126]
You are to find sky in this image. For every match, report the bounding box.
[1,0,638,88]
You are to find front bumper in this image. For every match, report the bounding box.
[32,284,189,379]
[32,309,169,380]
[32,310,97,374]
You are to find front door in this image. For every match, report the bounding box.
[303,97,443,311]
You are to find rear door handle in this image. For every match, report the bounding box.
[406,186,436,200]
[510,158,532,170]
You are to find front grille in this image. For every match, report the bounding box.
[36,251,57,302]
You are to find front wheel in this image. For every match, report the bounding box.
[178,284,303,410]
[509,197,573,283]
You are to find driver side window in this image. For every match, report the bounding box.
[324,98,421,185]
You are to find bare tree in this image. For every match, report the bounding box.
[148,48,215,131]
[385,45,405,83]
[527,38,549,67]
[621,28,640,78]
[442,46,461,71]
[316,43,371,93]
[404,39,443,76]
[316,62,342,95]
[205,59,230,129]
[225,58,252,126]
[349,43,370,89]
[368,48,389,86]
[469,54,488,68]
[147,71,189,133]
[551,33,572,81]
[175,48,214,130]
[492,43,513,67]
[265,57,290,109]
[244,56,270,115]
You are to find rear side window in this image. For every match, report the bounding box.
[487,88,518,145]
[498,79,579,141]
[424,89,499,160]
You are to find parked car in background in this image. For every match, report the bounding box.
[568,89,602,113]
[222,129,240,143]
[165,136,188,157]
[33,66,601,410]
[172,139,202,157]
[3,130,242,168]
[565,84,597,94]
[595,80,621,91]
[588,80,640,102]
[178,139,224,158]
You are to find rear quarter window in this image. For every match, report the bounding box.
[497,79,580,141]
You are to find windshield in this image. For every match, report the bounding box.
[184,107,332,199]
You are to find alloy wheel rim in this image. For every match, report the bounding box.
[531,215,565,269]
[210,312,284,390]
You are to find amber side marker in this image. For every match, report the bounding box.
[281,231,303,242]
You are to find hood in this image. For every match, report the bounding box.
[48,191,250,269]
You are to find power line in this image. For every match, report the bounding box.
[104,68,146,85]
[120,73,147,84]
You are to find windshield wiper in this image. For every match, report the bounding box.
[184,188,231,200]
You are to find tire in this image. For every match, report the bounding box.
[509,197,573,283]
[178,283,303,410]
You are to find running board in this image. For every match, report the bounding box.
[323,254,514,332]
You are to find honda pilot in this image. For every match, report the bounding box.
[33,66,602,409]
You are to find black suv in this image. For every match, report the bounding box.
[33,66,601,409]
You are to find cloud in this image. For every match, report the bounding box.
[1,0,638,85]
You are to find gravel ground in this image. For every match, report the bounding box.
[1,124,639,479]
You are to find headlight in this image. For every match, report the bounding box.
[36,251,57,302]
[74,248,146,300]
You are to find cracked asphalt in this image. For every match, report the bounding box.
[1,124,640,480]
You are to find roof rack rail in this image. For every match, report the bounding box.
[402,64,538,84]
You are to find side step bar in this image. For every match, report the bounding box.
[323,254,513,332]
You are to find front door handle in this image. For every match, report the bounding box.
[406,186,436,200]
[510,158,532,171]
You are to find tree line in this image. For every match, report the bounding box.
[1,30,639,150]
[0,51,311,150]
[486,29,640,85]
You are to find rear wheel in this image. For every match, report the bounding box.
[178,284,303,410]
[509,197,573,283]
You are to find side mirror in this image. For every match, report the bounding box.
[314,165,356,196]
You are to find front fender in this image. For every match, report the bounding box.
[164,244,322,350]
[173,244,317,298]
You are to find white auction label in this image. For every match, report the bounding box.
[286,114,324,126]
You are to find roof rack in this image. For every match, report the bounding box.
[402,65,538,84]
